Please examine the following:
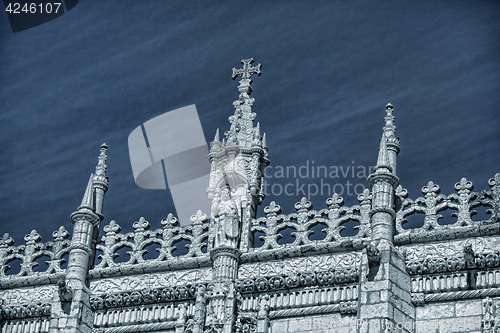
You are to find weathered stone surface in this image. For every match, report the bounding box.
[0,60,498,333]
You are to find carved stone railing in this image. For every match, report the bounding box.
[0,227,71,278]
[93,211,210,271]
[250,190,372,252]
[395,174,500,244]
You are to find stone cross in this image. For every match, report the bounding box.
[232,58,261,80]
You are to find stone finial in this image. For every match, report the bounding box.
[93,143,108,187]
[232,58,261,80]
[0,233,14,247]
[384,103,396,139]
[191,210,208,224]
[52,226,69,241]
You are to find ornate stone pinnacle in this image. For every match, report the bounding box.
[383,103,396,140]
[95,143,108,178]
[93,143,109,191]
[232,58,261,80]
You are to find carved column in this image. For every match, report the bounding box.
[207,247,241,333]
[175,304,188,333]
[256,294,270,333]
[192,285,207,333]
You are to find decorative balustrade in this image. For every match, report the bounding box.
[395,174,500,241]
[0,227,71,277]
[250,190,372,251]
[94,211,210,269]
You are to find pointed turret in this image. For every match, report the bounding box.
[367,104,400,242]
[214,128,220,142]
[374,132,392,174]
[359,104,415,333]
[79,174,95,210]
[65,144,108,330]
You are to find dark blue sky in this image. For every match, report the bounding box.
[1,1,499,244]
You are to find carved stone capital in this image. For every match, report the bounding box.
[210,247,241,262]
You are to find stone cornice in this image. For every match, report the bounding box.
[241,240,367,263]
[395,223,500,246]
[88,255,212,280]
[0,272,65,289]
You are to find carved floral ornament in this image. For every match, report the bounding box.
[0,226,70,277]
[90,284,200,310]
[235,267,359,294]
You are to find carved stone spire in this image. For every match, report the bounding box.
[205,59,266,333]
[225,58,262,148]
[207,58,269,218]
[64,144,109,332]
[94,143,108,183]
[367,104,399,242]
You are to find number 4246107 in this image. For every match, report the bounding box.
[6,2,62,14]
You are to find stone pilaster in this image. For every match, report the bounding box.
[192,285,207,333]
[256,294,270,333]
[207,247,241,333]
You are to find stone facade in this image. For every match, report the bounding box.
[1,59,499,333]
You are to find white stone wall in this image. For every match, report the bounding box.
[415,300,483,333]
[270,313,356,333]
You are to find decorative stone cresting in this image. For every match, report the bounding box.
[395,174,500,243]
[94,213,210,269]
[251,191,372,251]
[0,226,71,277]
